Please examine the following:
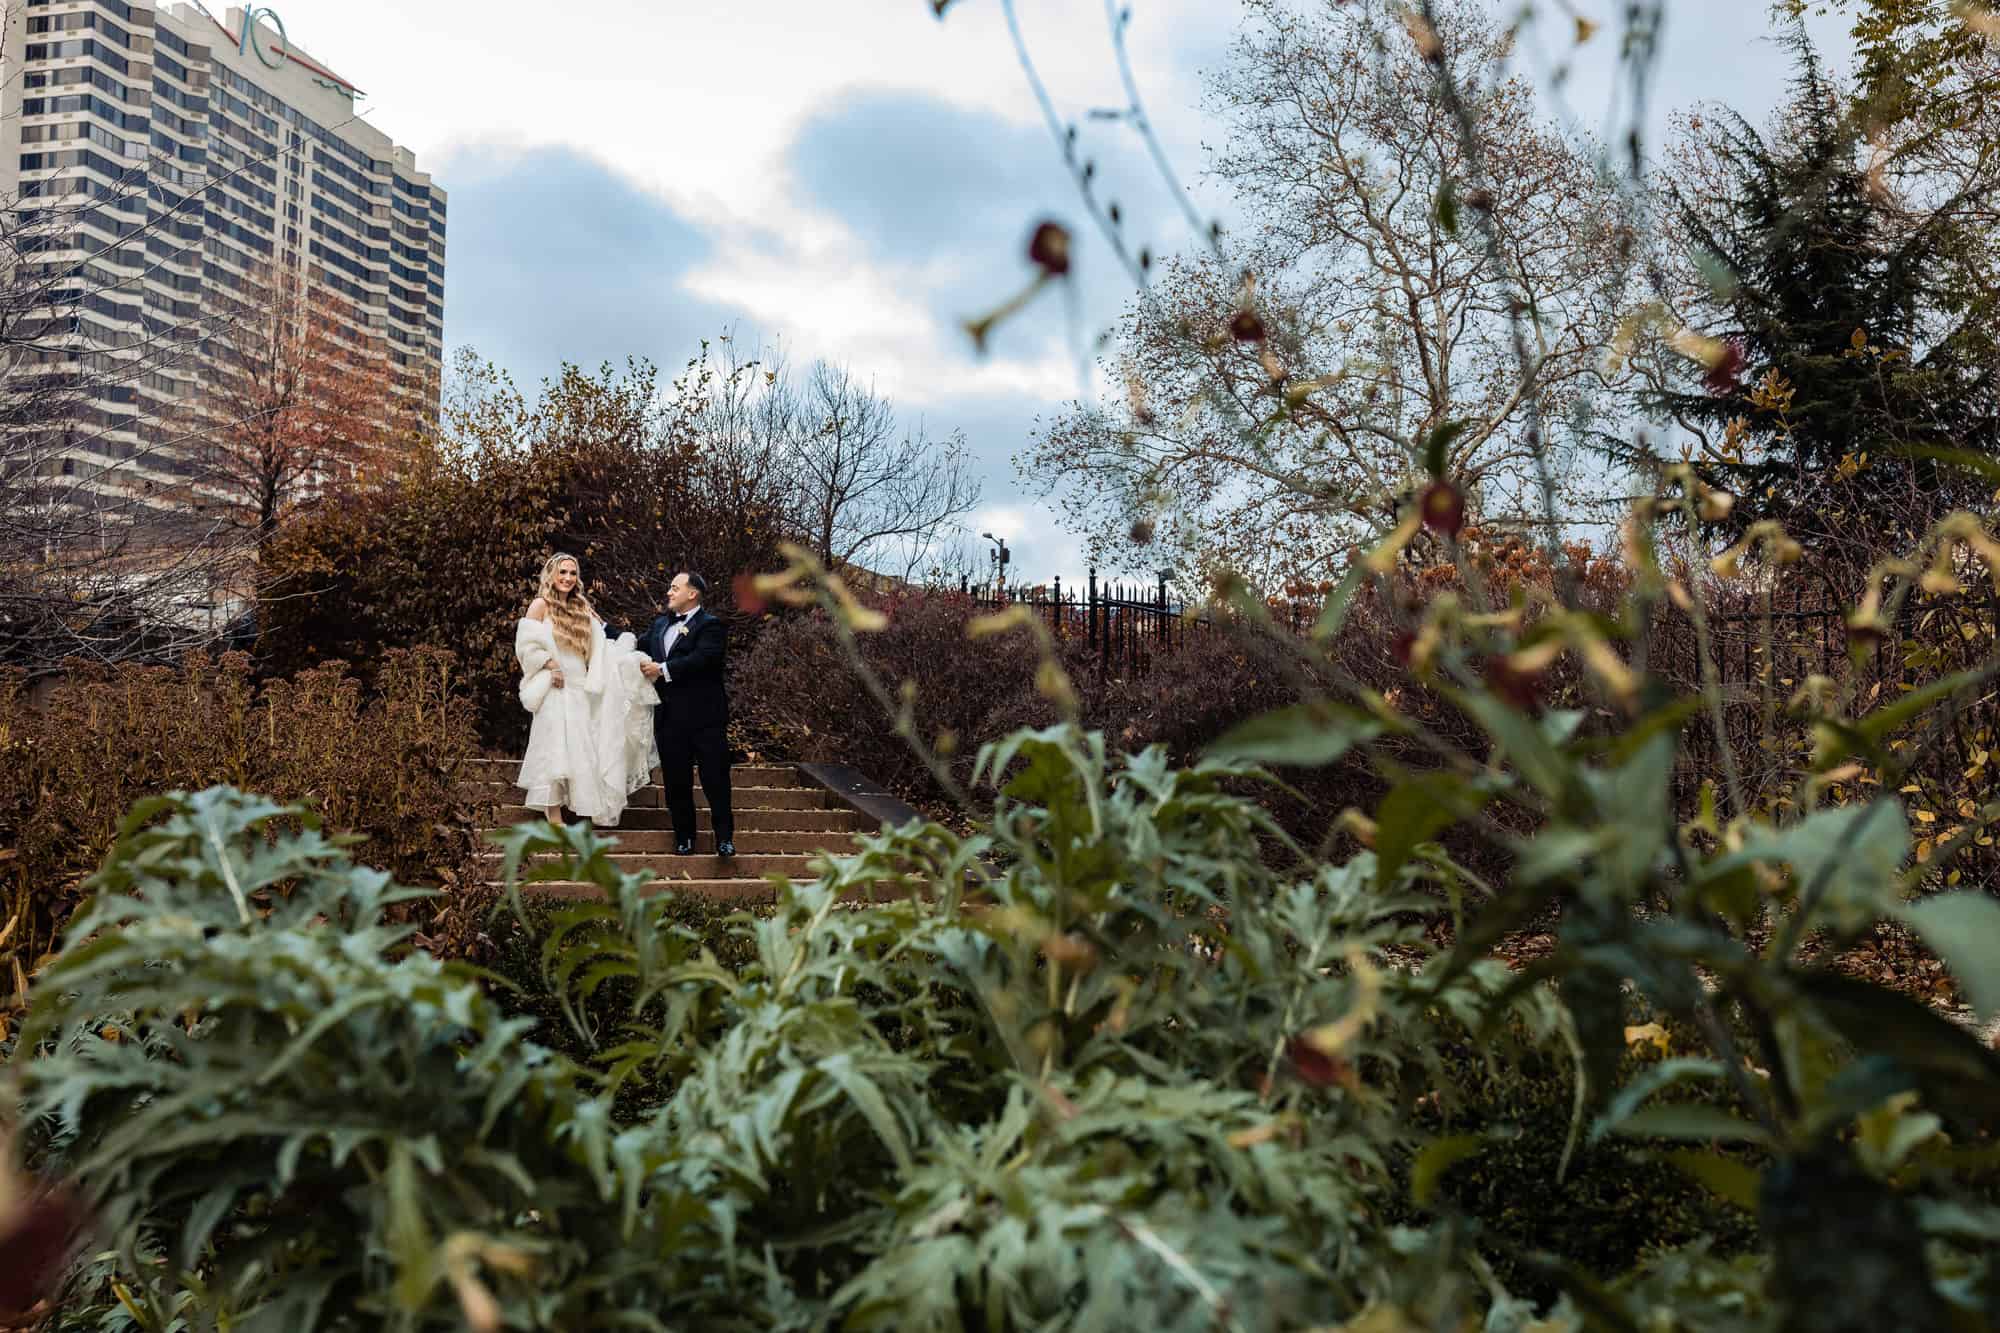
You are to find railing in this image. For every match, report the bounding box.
[956,571,2000,787]
[1643,581,2000,811]
[958,569,1214,676]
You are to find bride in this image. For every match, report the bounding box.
[514,552,660,826]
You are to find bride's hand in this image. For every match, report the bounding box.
[550,669,566,689]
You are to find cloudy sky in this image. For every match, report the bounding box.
[260,0,1849,584]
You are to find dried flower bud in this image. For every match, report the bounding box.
[1463,186,1495,211]
[1036,660,1079,711]
[1391,622,1440,674]
[1259,344,1288,383]
[731,570,769,615]
[1484,654,1542,710]
[1420,481,1466,538]
[1953,0,2000,39]
[830,579,889,632]
[1124,370,1156,427]
[0,1184,89,1318]
[1846,615,1888,649]
[1041,931,1099,972]
[1704,339,1746,394]
[451,1271,503,1333]
[1669,327,1747,394]
[1285,1035,1350,1088]
[1402,11,1444,61]
[1697,488,1735,522]
[1027,220,1071,277]
[1337,807,1378,848]
[1229,308,1266,343]
[1129,515,1156,545]
[753,566,814,608]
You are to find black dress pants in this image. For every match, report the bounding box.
[660,722,732,846]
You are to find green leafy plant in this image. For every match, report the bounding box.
[14,719,1579,1332]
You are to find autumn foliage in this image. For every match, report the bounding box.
[192,272,408,548]
[257,358,792,749]
[0,648,485,998]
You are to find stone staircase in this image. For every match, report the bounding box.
[465,757,879,902]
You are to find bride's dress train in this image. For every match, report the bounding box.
[515,618,660,826]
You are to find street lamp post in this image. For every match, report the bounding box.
[980,532,1011,598]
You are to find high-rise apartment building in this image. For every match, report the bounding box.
[1,1,445,511]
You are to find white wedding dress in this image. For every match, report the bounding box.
[514,616,661,826]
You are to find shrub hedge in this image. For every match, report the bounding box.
[0,647,487,994]
[732,587,1106,801]
[258,361,790,751]
[731,577,1548,869]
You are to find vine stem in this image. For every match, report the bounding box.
[1678,502,1750,820]
[1101,0,1224,259]
[1000,0,1142,283]
[1261,918,1333,1099]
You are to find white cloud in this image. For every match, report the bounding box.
[262,0,1860,584]
[281,0,1225,212]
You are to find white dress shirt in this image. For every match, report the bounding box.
[658,613,688,681]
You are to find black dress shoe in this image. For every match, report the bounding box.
[717,840,735,858]
[674,840,695,856]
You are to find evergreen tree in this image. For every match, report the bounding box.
[1658,32,1998,569]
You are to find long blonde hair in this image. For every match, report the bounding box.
[535,552,596,664]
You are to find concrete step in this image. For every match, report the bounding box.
[487,806,873,834]
[492,851,823,879]
[468,758,805,789]
[496,877,917,905]
[471,781,827,811]
[494,829,855,855]
[505,878,787,904]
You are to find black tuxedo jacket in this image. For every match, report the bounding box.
[638,606,729,730]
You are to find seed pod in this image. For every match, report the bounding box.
[1285,1035,1349,1088]
[1703,339,1747,394]
[1027,221,1072,277]
[1229,308,1266,343]
[1420,481,1466,538]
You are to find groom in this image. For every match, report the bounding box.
[636,571,734,857]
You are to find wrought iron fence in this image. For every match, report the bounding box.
[1650,582,2000,810]
[958,569,1217,676]
[955,569,2000,790]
